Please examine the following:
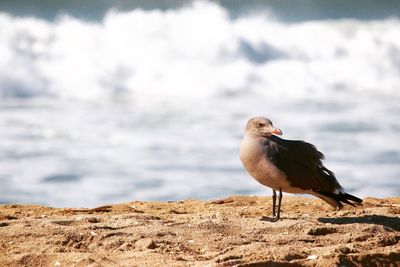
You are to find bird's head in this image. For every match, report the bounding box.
[245,117,282,137]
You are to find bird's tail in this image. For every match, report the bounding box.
[312,190,363,209]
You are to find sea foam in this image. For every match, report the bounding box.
[0,1,399,103]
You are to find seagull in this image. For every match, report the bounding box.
[239,117,362,222]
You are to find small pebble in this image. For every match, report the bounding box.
[339,247,350,254]
[307,255,318,260]
[136,238,156,249]
[54,261,61,266]
[87,217,99,223]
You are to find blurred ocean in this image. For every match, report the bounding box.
[0,0,399,207]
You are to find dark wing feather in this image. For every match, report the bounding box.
[264,136,342,192]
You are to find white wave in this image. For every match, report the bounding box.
[0,1,399,104]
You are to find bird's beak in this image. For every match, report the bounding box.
[271,127,282,135]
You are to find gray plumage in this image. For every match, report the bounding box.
[239,117,362,221]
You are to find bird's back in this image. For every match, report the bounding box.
[264,135,343,193]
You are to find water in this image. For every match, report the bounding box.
[0,1,399,207]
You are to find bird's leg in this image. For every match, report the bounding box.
[272,189,277,217]
[275,189,282,221]
[262,189,282,222]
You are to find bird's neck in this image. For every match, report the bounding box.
[244,133,270,140]
[241,134,268,152]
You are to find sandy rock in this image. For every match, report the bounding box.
[0,196,399,266]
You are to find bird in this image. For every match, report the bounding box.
[239,116,362,222]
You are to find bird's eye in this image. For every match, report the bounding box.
[257,122,264,128]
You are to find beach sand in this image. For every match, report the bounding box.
[1,196,399,266]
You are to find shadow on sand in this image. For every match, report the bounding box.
[318,215,400,231]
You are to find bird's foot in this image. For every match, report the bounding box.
[260,216,280,222]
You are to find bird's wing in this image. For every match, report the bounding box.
[263,136,342,192]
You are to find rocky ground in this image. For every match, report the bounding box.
[0,196,399,266]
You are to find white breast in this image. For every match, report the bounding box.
[239,134,291,191]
